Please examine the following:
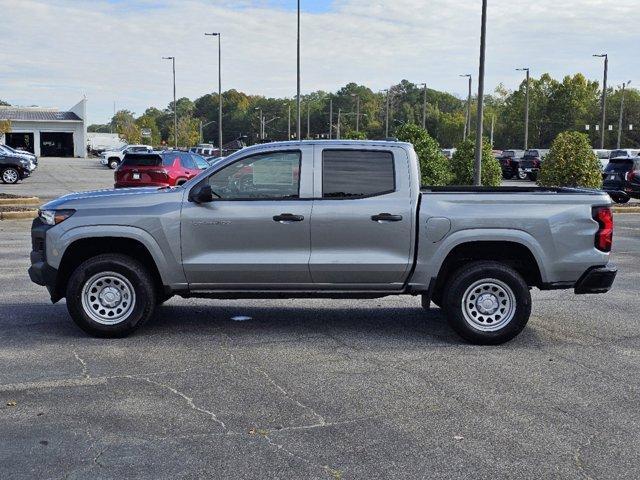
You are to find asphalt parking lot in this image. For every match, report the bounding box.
[1,158,639,479]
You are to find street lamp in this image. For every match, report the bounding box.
[254,107,263,140]
[419,83,427,129]
[350,93,361,132]
[284,103,291,140]
[460,74,472,141]
[328,97,333,139]
[516,67,530,150]
[382,89,391,137]
[199,120,216,144]
[296,0,301,141]
[205,33,223,153]
[473,0,487,187]
[618,80,631,149]
[162,56,177,148]
[593,53,608,149]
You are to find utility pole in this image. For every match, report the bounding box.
[350,93,360,132]
[460,74,472,141]
[593,53,608,149]
[328,97,333,139]
[384,89,390,137]
[287,104,291,140]
[473,0,487,186]
[111,101,115,133]
[617,81,631,149]
[307,102,310,139]
[337,108,342,139]
[162,56,177,148]
[296,0,301,142]
[420,83,427,129]
[205,33,223,153]
[516,67,530,150]
[254,107,263,140]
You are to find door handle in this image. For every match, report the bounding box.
[371,213,403,222]
[273,213,305,223]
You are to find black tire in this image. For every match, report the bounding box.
[616,196,630,204]
[1,167,20,184]
[442,261,531,345]
[517,170,528,181]
[66,254,156,337]
[527,172,538,181]
[108,158,119,169]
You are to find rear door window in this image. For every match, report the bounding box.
[322,150,395,199]
[180,153,196,169]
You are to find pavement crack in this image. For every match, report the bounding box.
[574,433,596,480]
[73,351,90,379]
[125,375,227,431]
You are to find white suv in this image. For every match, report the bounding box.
[100,144,153,169]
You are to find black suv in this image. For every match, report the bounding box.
[0,151,32,184]
[602,157,640,203]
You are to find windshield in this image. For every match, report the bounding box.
[604,159,633,173]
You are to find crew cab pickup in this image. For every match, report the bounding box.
[28,140,617,344]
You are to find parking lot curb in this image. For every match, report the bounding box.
[0,210,38,220]
[612,207,640,214]
[0,197,40,206]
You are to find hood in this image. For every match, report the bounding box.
[41,187,178,210]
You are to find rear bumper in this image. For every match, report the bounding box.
[574,264,617,294]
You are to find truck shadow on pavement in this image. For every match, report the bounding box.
[2,301,539,347]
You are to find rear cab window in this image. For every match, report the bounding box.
[322,150,395,198]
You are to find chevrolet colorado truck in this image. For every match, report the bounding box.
[29,140,617,344]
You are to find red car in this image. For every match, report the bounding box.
[114,151,210,188]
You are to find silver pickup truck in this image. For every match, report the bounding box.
[29,140,617,344]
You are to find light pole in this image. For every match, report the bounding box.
[490,113,495,148]
[328,97,333,139]
[307,102,311,139]
[617,80,631,149]
[593,53,608,149]
[296,0,301,141]
[473,0,487,186]
[254,107,263,140]
[420,83,427,129]
[286,103,291,140]
[162,56,177,148]
[336,108,342,139]
[205,33,223,153]
[383,89,390,137]
[516,67,530,150]
[460,74,472,141]
[350,93,360,132]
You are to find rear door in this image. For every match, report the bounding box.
[309,147,413,287]
[181,146,314,288]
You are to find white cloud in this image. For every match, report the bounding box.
[0,0,637,123]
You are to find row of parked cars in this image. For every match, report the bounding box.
[0,144,38,184]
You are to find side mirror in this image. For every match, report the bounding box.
[189,184,214,204]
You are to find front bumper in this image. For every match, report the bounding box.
[574,264,617,294]
[27,218,59,300]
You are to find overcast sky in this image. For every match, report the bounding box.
[1,0,638,124]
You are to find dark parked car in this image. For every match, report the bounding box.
[518,149,549,181]
[0,151,32,184]
[602,157,640,203]
[497,149,525,180]
[114,151,210,188]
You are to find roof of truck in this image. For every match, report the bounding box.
[245,139,412,150]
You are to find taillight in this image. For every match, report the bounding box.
[626,170,636,182]
[593,206,613,252]
[148,169,168,176]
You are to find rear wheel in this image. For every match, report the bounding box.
[66,254,156,337]
[442,261,531,345]
[1,167,20,184]
[517,170,528,180]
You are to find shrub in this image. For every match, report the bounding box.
[538,131,602,188]
[450,138,502,186]
[395,123,452,186]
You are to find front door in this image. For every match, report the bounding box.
[181,147,314,289]
[309,147,414,287]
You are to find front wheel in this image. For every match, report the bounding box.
[108,159,119,169]
[442,261,531,345]
[66,254,157,337]
[2,167,20,184]
[517,170,528,180]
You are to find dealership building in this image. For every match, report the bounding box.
[0,98,87,157]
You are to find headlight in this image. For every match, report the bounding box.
[38,209,75,225]
[20,159,29,166]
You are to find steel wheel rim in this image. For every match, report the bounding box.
[461,278,516,332]
[81,271,136,325]
[3,169,18,183]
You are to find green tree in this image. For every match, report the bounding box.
[538,131,602,188]
[169,116,199,147]
[450,138,502,186]
[395,123,452,186]
[0,119,11,135]
[0,99,10,106]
